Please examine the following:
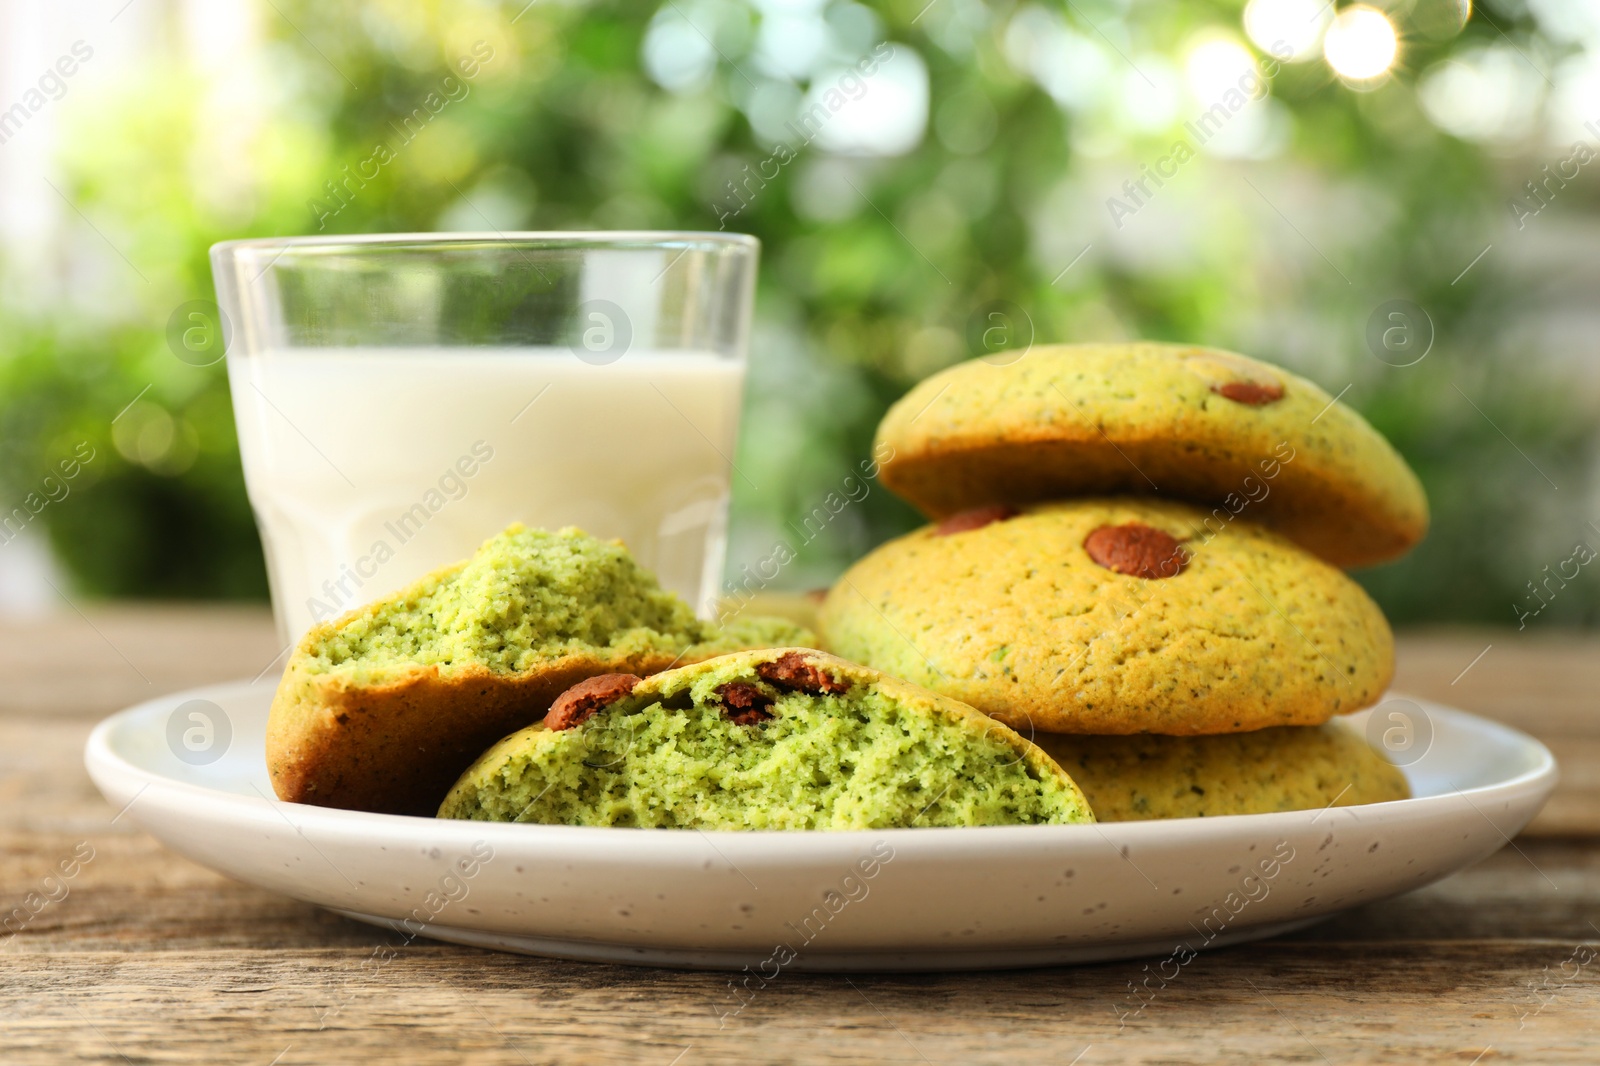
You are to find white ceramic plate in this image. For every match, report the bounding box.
[85,680,1555,972]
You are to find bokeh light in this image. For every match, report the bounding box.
[807,46,929,157]
[1116,58,1183,132]
[3,0,1598,629]
[1413,0,1472,41]
[641,10,716,93]
[1418,46,1545,143]
[1242,0,1334,62]
[1323,6,1399,81]
[1185,36,1260,103]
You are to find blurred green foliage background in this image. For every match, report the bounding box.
[2,0,1598,627]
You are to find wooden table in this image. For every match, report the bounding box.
[3,607,1596,1063]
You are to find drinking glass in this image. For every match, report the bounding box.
[209,232,759,647]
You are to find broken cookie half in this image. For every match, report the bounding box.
[437,648,1095,830]
[266,524,814,817]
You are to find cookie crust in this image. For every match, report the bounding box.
[1033,723,1410,821]
[875,343,1428,569]
[819,498,1395,735]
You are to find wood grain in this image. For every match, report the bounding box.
[2,608,1598,1063]
[1389,628,1600,836]
[2,941,1596,1064]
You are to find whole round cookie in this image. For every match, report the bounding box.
[1032,724,1409,821]
[818,498,1394,735]
[875,343,1428,569]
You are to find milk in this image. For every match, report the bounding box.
[227,347,745,646]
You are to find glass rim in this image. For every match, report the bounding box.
[211,230,759,263]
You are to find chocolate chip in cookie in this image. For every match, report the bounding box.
[1083,523,1189,579]
[546,673,642,731]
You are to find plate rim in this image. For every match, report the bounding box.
[83,677,1559,851]
[81,677,1561,971]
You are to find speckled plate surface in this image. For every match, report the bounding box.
[85,680,1554,971]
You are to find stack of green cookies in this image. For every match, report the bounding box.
[819,342,1424,820]
[265,342,1422,828]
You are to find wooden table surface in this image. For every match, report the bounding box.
[2,606,1596,1064]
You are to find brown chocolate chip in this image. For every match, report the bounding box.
[1213,380,1284,406]
[756,652,850,696]
[1083,523,1189,579]
[716,681,776,725]
[805,588,829,603]
[934,504,1019,536]
[545,673,642,731]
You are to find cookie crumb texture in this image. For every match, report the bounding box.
[267,525,814,815]
[874,342,1428,569]
[305,525,804,677]
[438,649,1094,829]
[819,498,1395,735]
[1033,724,1410,821]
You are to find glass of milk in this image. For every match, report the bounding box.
[209,233,758,648]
